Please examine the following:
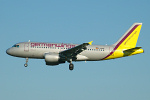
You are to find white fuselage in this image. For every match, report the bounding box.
[6,42,114,61]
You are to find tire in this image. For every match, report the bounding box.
[69,64,74,70]
[24,63,28,67]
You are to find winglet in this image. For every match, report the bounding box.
[88,41,93,45]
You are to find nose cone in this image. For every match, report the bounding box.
[6,48,11,55]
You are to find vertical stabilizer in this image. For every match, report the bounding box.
[113,23,142,49]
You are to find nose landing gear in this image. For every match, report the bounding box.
[24,58,28,67]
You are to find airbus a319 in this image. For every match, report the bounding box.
[6,23,144,70]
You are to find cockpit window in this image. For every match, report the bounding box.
[12,44,19,48]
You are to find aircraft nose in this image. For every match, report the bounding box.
[6,48,11,55]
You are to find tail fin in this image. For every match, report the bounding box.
[113,23,142,49]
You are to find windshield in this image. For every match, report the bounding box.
[12,44,19,48]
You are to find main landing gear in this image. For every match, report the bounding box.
[24,57,28,67]
[68,59,74,71]
[69,63,74,70]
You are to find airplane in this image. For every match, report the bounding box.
[6,23,144,70]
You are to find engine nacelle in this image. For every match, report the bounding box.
[45,53,65,65]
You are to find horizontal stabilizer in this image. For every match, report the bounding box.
[123,47,142,52]
[123,47,143,56]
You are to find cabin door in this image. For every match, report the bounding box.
[24,43,29,52]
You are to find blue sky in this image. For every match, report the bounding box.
[0,0,150,100]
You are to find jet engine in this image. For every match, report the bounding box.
[44,53,65,65]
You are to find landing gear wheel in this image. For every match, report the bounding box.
[69,63,74,71]
[24,57,28,67]
[24,63,28,67]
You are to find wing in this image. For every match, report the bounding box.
[59,41,93,60]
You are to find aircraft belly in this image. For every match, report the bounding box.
[81,51,108,61]
[76,55,88,61]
